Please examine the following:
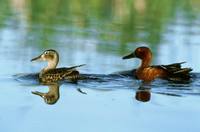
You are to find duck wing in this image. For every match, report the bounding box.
[152,62,192,81]
[44,64,85,76]
[40,64,85,83]
[64,64,86,70]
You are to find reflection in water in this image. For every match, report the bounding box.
[1,0,200,55]
[15,72,199,105]
[31,82,87,105]
[134,80,186,102]
[32,83,60,105]
[135,86,151,102]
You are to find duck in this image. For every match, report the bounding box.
[31,49,85,84]
[122,46,192,82]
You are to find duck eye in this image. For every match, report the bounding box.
[137,48,142,53]
[44,51,48,55]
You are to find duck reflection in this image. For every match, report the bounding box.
[135,81,184,102]
[32,83,60,105]
[135,86,151,102]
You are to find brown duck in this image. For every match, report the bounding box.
[123,47,192,82]
[31,49,84,84]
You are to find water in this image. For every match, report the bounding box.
[1,0,200,132]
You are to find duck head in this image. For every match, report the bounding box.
[31,49,59,70]
[31,49,59,62]
[122,47,152,60]
[122,47,152,67]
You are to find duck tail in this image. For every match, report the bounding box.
[65,70,80,83]
[173,68,193,74]
[160,62,185,71]
[67,64,86,70]
[162,62,193,81]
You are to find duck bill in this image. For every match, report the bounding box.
[122,52,135,59]
[32,91,44,98]
[31,55,42,62]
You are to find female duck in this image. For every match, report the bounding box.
[31,49,84,84]
[122,47,192,82]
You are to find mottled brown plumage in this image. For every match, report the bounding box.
[31,49,84,84]
[123,47,192,82]
[39,67,81,83]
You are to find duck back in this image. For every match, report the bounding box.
[154,62,192,81]
[40,67,80,83]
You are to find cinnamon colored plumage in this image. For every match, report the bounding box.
[123,47,192,82]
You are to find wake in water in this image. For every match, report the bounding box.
[13,72,200,92]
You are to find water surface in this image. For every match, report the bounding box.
[1,0,200,132]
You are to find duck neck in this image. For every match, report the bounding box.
[41,59,59,74]
[140,55,152,68]
[48,84,59,95]
[46,60,58,70]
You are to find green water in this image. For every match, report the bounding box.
[1,0,200,132]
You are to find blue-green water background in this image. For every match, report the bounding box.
[1,0,200,132]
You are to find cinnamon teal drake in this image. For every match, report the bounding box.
[31,49,85,84]
[122,47,192,82]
